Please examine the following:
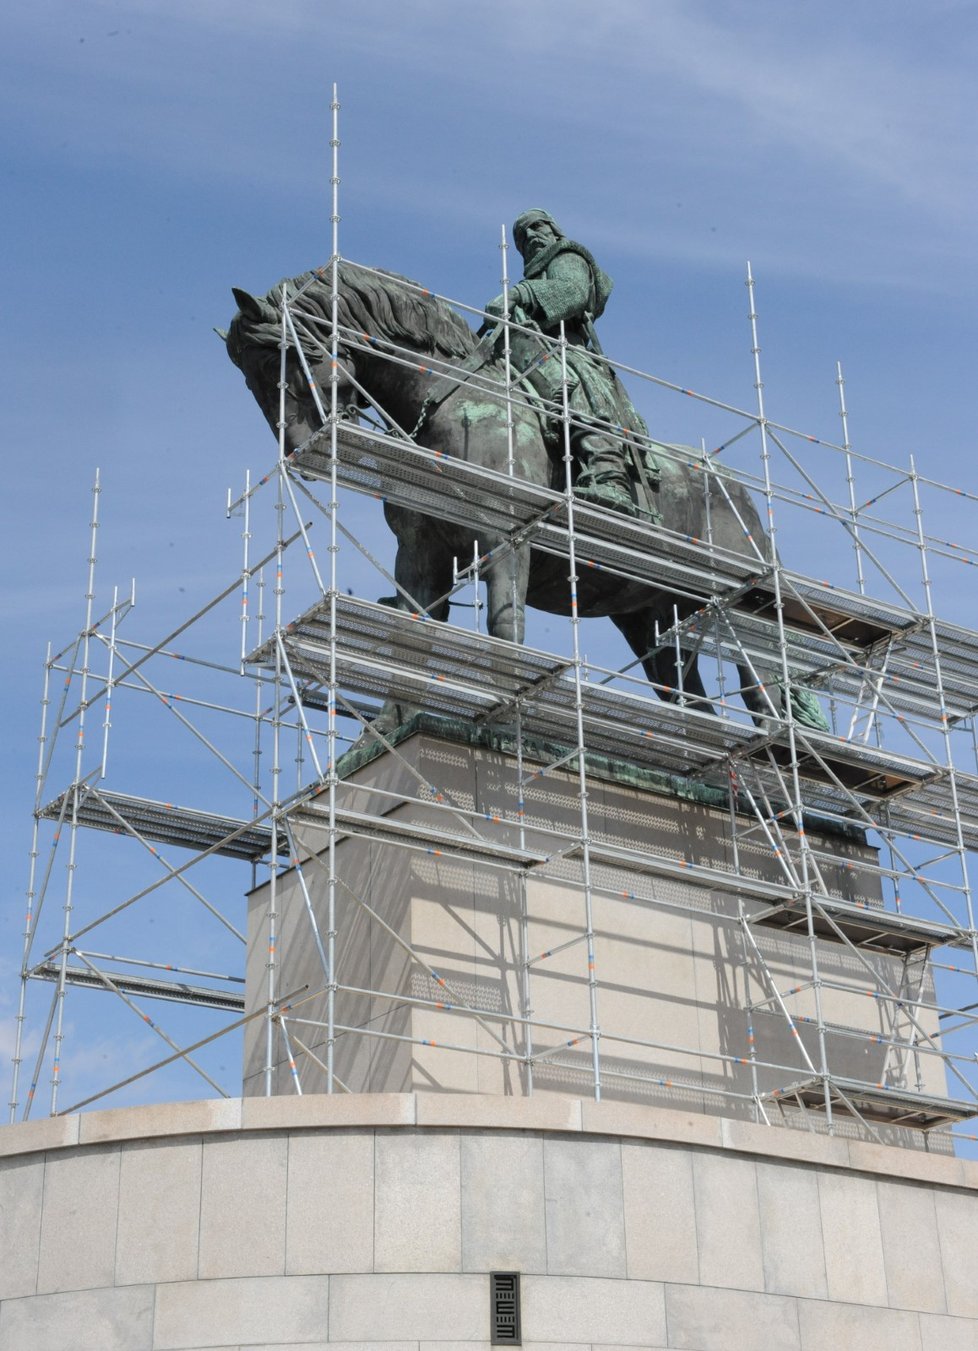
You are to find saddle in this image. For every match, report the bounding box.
[421,314,661,520]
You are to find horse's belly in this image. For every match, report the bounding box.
[526,551,653,618]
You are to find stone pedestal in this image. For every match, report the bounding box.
[244,721,945,1140]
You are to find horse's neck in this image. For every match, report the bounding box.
[362,354,426,432]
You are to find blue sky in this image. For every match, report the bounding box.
[3,1,978,1114]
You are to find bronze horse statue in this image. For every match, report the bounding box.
[225,262,826,730]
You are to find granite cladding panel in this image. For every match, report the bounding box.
[3,1101,978,1349]
[0,1285,154,1351]
[373,1131,462,1273]
[0,1154,44,1300]
[35,1144,120,1295]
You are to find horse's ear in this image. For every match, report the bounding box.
[232,287,264,321]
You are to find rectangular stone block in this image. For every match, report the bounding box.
[0,1114,79,1159]
[0,1285,154,1351]
[522,1275,666,1346]
[198,1134,287,1278]
[419,1093,582,1133]
[755,1160,827,1299]
[242,1091,416,1130]
[0,1154,44,1299]
[153,1274,329,1348]
[919,1313,978,1351]
[797,1297,923,1350]
[582,1100,722,1149]
[817,1169,887,1307]
[78,1096,241,1145]
[286,1130,374,1274]
[691,1151,763,1291]
[329,1273,485,1340]
[959,1157,978,1192]
[936,1188,978,1317]
[720,1116,849,1170]
[665,1283,800,1351]
[36,1145,120,1295]
[461,1131,547,1273]
[849,1139,965,1189]
[876,1177,946,1313]
[543,1136,626,1277]
[621,1141,697,1284]
[374,1131,461,1272]
[115,1138,201,1285]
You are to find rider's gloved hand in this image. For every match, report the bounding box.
[484,285,530,322]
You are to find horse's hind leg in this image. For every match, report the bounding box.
[484,545,529,644]
[611,609,716,715]
[377,534,452,621]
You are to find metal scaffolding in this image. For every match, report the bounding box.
[11,91,978,1148]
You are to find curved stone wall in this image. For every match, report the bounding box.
[1,1094,976,1350]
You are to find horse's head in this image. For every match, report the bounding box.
[225,264,477,452]
[225,285,328,453]
[225,281,363,453]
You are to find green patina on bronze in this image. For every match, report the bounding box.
[334,710,864,844]
[227,244,832,734]
[484,209,651,517]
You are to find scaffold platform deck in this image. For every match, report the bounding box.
[765,1076,978,1130]
[746,895,967,956]
[292,426,978,720]
[250,594,978,852]
[38,788,282,862]
[28,961,245,1013]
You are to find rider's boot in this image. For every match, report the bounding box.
[573,431,637,517]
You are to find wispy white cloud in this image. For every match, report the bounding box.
[8,0,973,226]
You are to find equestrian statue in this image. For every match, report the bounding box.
[224,209,828,733]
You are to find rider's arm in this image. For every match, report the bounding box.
[516,252,592,329]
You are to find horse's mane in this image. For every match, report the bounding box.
[227,262,477,367]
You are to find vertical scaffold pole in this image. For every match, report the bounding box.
[239,469,252,674]
[558,322,601,1101]
[264,288,291,1095]
[910,457,978,978]
[325,83,341,1092]
[500,223,533,1091]
[9,645,53,1120]
[99,586,119,780]
[50,471,101,1115]
[237,468,265,895]
[837,362,866,597]
[252,558,266,898]
[501,225,516,481]
[746,267,833,1126]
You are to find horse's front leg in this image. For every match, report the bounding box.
[364,534,454,741]
[484,543,529,644]
[390,536,451,622]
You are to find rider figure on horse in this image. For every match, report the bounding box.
[485,209,652,517]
